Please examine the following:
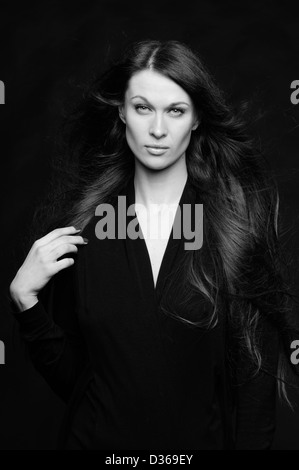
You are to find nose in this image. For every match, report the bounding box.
[149,113,167,139]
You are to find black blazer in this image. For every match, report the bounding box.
[10,174,279,450]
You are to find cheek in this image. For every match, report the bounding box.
[125,115,145,146]
[172,122,193,148]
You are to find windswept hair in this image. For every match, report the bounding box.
[27,39,299,405]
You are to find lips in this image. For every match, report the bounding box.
[145,145,169,156]
[145,145,169,149]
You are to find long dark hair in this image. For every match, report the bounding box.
[27,39,299,405]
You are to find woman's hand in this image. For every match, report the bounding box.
[9,226,88,312]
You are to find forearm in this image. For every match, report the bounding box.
[235,378,277,450]
[234,326,279,449]
[9,295,88,403]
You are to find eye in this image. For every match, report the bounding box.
[134,104,151,113]
[168,107,185,116]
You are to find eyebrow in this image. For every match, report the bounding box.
[130,95,190,107]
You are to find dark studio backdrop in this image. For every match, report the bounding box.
[0,0,299,450]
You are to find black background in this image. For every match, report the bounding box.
[1,0,299,450]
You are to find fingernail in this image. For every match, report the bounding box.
[74,227,82,232]
[83,237,89,244]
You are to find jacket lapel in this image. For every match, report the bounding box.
[122,174,199,307]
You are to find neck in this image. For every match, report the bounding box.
[133,159,188,208]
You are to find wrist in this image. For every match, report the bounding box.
[9,286,38,313]
[11,295,39,313]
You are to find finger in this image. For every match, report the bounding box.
[49,243,79,262]
[47,235,87,254]
[53,257,75,273]
[35,226,81,247]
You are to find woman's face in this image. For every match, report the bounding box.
[119,69,198,171]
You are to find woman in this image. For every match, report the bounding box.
[8,40,299,450]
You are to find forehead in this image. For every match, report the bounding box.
[125,69,192,104]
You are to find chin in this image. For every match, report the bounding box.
[139,159,173,171]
